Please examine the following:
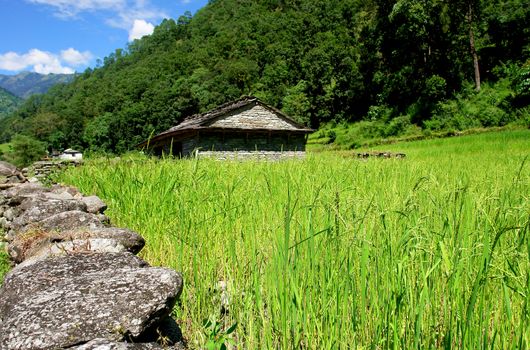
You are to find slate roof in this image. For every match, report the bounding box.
[141,96,312,146]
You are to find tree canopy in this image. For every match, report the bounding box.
[1,0,528,153]
[0,88,22,118]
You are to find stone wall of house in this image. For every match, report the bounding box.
[182,133,306,157]
[197,150,306,160]
[0,161,185,350]
[208,104,299,130]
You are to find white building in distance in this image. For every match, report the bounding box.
[59,149,83,161]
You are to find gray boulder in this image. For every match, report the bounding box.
[1,182,49,198]
[0,161,18,176]
[70,339,165,349]
[27,176,42,183]
[70,338,186,349]
[8,227,145,264]
[68,330,187,350]
[12,238,131,267]
[65,227,145,253]
[51,184,82,198]
[10,197,88,231]
[0,161,26,185]
[0,217,8,230]
[22,210,107,233]
[5,187,75,202]
[3,207,17,221]
[82,195,108,214]
[0,252,183,350]
[42,191,75,201]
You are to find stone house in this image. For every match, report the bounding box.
[58,149,83,161]
[139,96,313,159]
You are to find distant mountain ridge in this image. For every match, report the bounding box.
[0,87,22,118]
[0,72,75,99]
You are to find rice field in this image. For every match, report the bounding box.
[58,129,530,349]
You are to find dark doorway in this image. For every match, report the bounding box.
[171,142,183,158]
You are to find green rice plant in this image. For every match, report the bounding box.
[58,130,530,349]
[0,249,10,285]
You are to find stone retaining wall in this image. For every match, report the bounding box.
[22,160,82,180]
[354,151,406,159]
[197,150,306,160]
[0,161,185,349]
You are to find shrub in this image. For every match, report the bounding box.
[348,140,361,149]
[3,134,47,167]
[513,60,530,106]
[509,107,530,128]
[357,120,386,139]
[423,75,447,101]
[426,81,514,131]
[326,130,337,144]
[366,105,394,122]
[384,115,413,137]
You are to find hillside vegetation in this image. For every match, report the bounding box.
[0,0,528,153]
[0,72,74,99]
[58,130,530,348]
[0,88,22,118]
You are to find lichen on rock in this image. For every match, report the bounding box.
[0,160,186,349]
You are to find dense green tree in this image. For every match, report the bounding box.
[0,88,22,118]
[3,134,46,167]
[0,0,527,153]
[282,80,311,125]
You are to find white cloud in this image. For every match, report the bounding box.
[128,19,155,41]
[27,0,126,17]
[27,0,167,33]
[105,7,165,30]
[60,48,93,65]
[0,52,29,71]
[34,62,74,74]
[0,48,93,74]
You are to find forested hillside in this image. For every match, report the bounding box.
[0,72,74,99]
[0,88,22,118]
[0,0,528,153]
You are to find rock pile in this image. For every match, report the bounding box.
[0,161,26,188]
[22,159,82,181]
[355,151,406,159]
[0,162,185,349]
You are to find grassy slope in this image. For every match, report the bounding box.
[0,87,22,117]
[308,121,530,152]
[58,130,529,349]
[0,143,11,154]
[362,128,530,157]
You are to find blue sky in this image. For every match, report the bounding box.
[0,0,209,75]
